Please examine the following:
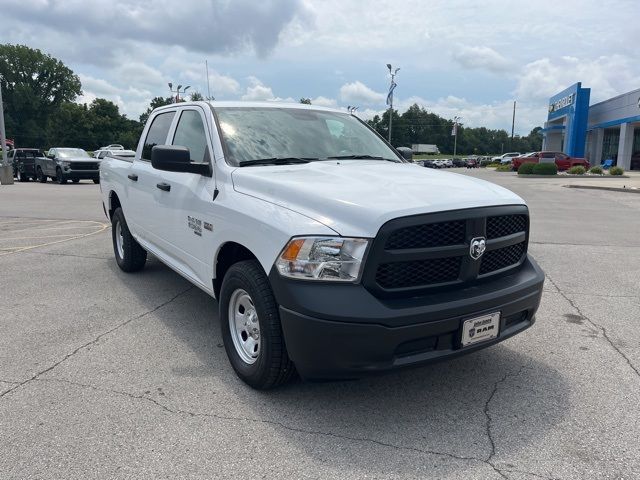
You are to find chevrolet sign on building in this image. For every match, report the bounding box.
[541,82,640,171]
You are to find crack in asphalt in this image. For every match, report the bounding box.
[0,287,194,400]
[483,365,530,479]
[32,376,556,480]
[546,274,640,380]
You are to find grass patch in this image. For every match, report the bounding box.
[495,164,513,172]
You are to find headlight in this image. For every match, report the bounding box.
[275,237,368,282]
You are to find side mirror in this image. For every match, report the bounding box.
[395,146,413,162]
[151,145,211,176]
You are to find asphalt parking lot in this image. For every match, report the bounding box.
[1,172,639,480]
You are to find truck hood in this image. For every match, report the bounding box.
[231,160,525,237]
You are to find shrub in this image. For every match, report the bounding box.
[517,163,535,175]
[495,164,513,172]
[568,166,586,175]
[488,162,502,168]
[532,163,558,175]
[589,166,603,175]
[609,166,624,176]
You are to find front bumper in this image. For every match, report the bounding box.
[64,168,99,180]
[270,255,544,379]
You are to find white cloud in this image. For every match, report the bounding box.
[310,96,337,108]
[514,55,640,104]
[242,77,277,101]
[339,81,385,106]
[452,45,510,73]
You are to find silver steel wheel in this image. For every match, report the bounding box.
[228,288,260,365]
[115,220,125,260]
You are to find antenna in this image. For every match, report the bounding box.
[205,60,213,100]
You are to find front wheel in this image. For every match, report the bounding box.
[36,167,47,183]
[111,207,147,272]
[17,170,28,182]
[220,260,295,389]
[93,178,100,184]
[55,167,67,184]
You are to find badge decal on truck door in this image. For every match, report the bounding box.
[187,216,202,236]
[469,237,486,260]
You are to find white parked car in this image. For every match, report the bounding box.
[100,101,544,389]
[492,152,522,164]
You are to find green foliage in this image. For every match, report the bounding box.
[568,165,586,175]
[0,44,82,147]
[189,91,204,101]
[588,166,603,174]
[532,163,558,175]
[609,166,624,175]
[367,103,543,154]
[495,164,513,172]
[517,163,535,175]
[299,98,312,104]
[488,162,502,167]
[139,97,174,125]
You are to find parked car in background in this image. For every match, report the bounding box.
[8,148,43,181]
[511,151,590,171]
[94,148,136,160]
[441,158,453,168]
[452,158,467,167]
[466,158,479,168]
[35,148,100,184]
[492,152,521,164]
[422,159,439,169]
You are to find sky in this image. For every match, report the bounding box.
[3,0,639,134]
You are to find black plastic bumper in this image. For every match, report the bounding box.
[269,255,544,380]
[65,170,99,180]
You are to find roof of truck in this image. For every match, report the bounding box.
[154,100,343,114]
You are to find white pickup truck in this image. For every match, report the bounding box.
[100,101,544,389]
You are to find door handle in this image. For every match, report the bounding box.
[156,182,171,192]
[127,174,138,181]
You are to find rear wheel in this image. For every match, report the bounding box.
[111,207,147,272]
[220,260,295,389]
[36,167,47,183]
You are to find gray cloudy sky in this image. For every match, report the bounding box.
[3,0,639,133]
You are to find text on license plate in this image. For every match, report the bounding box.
[461,312,500,347]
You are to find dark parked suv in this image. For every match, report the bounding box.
[35,148,100,184]
[8,148,42,181]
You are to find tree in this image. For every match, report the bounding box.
[299,98,312,104]
[0,44,82,147]
[189,91,204,101]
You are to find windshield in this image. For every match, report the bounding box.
[57,148,90,158]
[214,107,400,165]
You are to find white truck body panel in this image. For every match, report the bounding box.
[101,101,525,297]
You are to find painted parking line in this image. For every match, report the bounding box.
[0,219,110,257]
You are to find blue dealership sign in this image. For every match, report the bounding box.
[546,82,590,157]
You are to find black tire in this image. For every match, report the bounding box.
[55,167,67,184]
[37,167,47,183]
[111,207,147,272]
[17,170,28,182]
[220,260,295,389]
[93,178,100,184]
[72,178,80,183]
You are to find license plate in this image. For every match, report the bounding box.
[461,312,500,347]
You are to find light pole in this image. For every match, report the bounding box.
[0,76,14,185]
[452,116,461,159]
[168,83,191,103]
[386,64,399,144]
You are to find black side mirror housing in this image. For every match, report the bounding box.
[151,145,211,176]
[395,146,413,162]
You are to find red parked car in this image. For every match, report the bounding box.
[511,151,590,171]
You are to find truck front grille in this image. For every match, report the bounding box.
[70,162,99,170]
[362,206,529,298]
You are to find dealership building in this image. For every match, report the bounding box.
[541,82,640,170]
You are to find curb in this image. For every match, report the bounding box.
[564,185,640,194]
[517,174,630,178]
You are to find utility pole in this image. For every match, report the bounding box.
[511,100,516,148]
[0,78,14,185]
[168,83,191,103]
[386,64,399,144]
[452,116,461,159]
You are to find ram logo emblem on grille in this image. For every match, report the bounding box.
[469,237,486,260]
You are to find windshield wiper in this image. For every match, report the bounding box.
[238,157,319,167]
[326,155,400,162]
